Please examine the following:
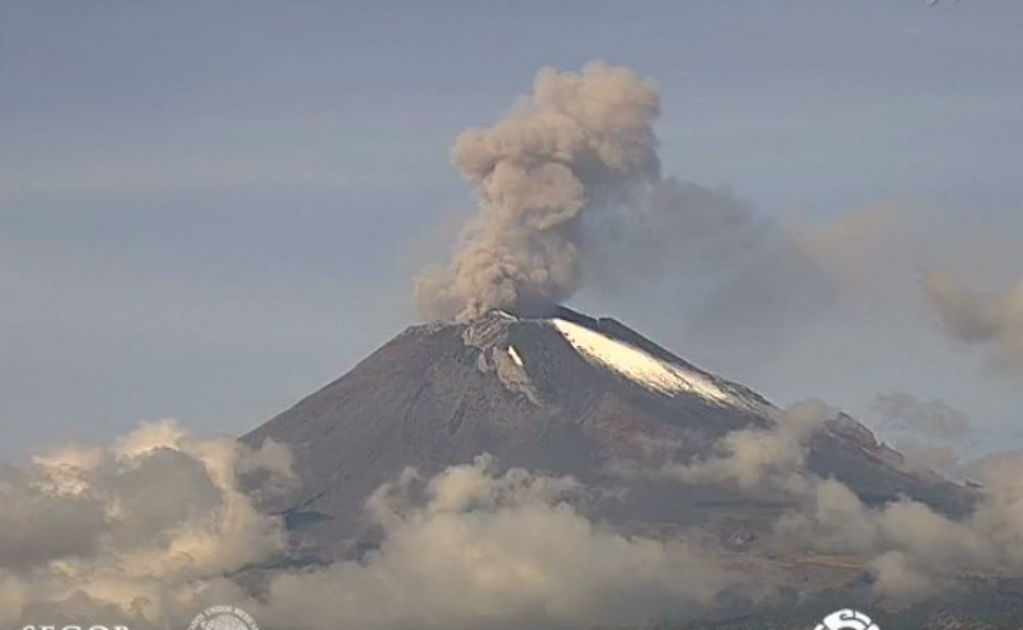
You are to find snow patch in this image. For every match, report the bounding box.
[551,318,738,406]
[507,345,524,368]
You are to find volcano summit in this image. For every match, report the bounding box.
[246,306,970,541]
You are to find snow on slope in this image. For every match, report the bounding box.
[551,318,749,408]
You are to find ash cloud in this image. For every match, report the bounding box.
[414,62,828,332]
[922,271,1023,370]
[413,56,845,392]
[872,392,972,441]
[867,392,977,476]
[415,62,661,321]
[590,181,836,329]
[583,178,763,293]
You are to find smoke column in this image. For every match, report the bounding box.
[922,271,1023,370]
[415,62,661,321]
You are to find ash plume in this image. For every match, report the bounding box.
[871,392,972,441]
[415,62,661,321]
[922,271,1023,370]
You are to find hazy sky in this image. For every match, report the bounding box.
[1,1,1020,458]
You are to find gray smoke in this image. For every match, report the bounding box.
[867,392,977,476]
[415,62,661,321]
[871,392,972,440]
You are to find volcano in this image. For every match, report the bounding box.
[239,306,1023,628]
[243,307,971,550]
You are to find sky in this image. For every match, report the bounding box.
[0,1,1020,459]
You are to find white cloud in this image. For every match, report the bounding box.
[0,420,293,628]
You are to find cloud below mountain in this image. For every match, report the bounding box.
[0,420,294,628]
[2,411,1019,628]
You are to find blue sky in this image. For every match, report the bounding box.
[1,1,1020,458]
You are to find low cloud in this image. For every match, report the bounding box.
[0,420,294,628]
[608,400,1022,607]
[1,436,750,629]
[2,415,1019,627]
[773,451,1022,605]
[610,400,832,492]
[254,455,745,630]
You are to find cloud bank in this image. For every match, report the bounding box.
[609,400,1022,607]
[2,412,1019,628]
[772,451,1022,605]
[0,420,294,628]
[253,455,745,630]
[1,430,751,629]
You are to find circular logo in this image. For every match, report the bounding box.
[188,604,259,630]
[814,608,880,630]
